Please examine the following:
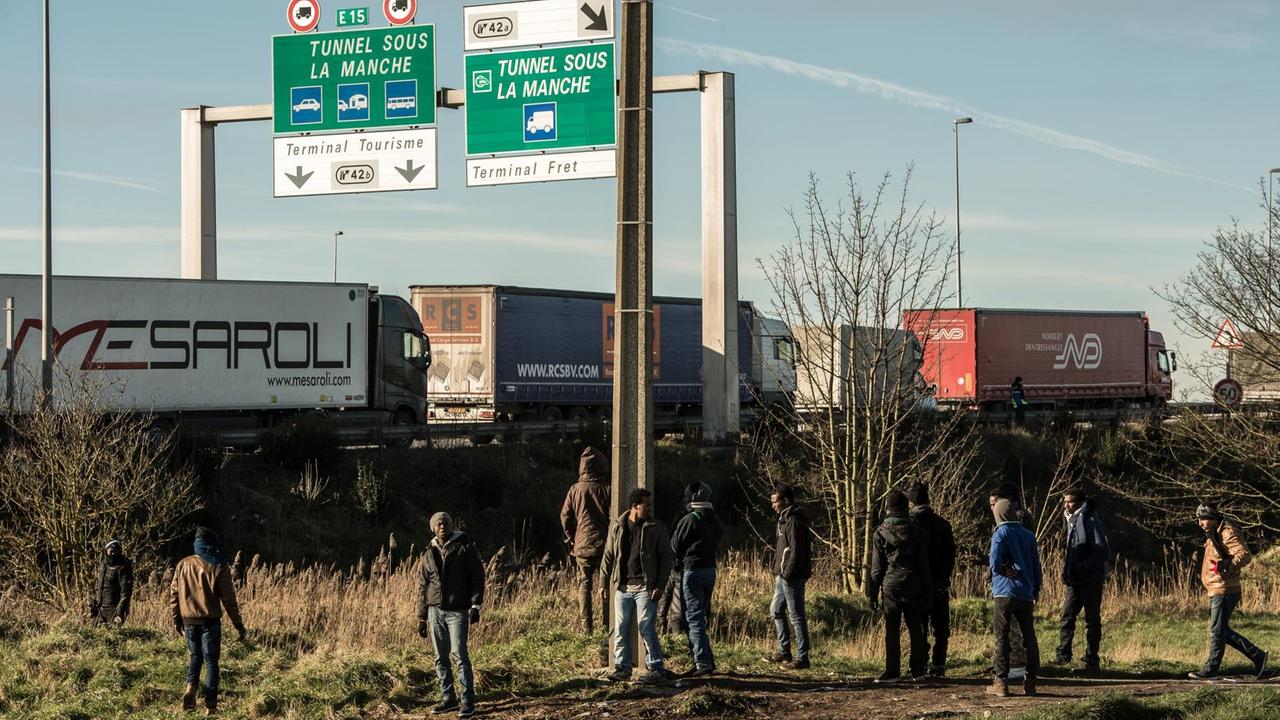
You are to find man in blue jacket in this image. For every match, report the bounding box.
[988,497,1042,697]
[1055,487,1110,672]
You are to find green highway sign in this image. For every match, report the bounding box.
[464,43,615,156]
[336,7,369,26]
[273,25,436,134]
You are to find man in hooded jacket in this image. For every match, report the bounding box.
[93,539,134,625]
[906,483,955,677]
[987,498,1042,698]
[868,491,933,683]
[418,511,486,718]
[560,446,611,633]
[170,527,246,715]
[671,481,723,676]
[1055,487,1110,671]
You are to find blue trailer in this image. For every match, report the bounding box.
[409,285,794,423]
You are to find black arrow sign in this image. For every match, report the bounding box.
[285,165,314,189]
[580,3,607,31]
[396,159,424,183]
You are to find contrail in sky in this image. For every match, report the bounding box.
[11,166,159,192]
[658,39,1252,193]
[659,4,721,23]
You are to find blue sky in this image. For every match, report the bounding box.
[1,0,1276,391]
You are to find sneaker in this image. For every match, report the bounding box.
[686,666,716,678]
[637,667,674,684]
[1256,651,1270,680]
[458,705,476,719]
[874,672,900,684]
[605,668,631,683]
[985,678,1009,697]
[1188,669,1219,680]
[1007,667,1026,682]
[432,698,460,714]
[926,665,946,678]
[763,652,793,664]
[783,659,810,670]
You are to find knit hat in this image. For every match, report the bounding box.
[884,491,909,516]
[1196,504,1222,521]
[194,526,218,544]
[905,483,929,506]
[684,481,713,505]
[430,512,453,530]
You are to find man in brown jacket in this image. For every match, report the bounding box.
[1188,504,1269,680]
[560,446,611,633]
[170,527,246,714]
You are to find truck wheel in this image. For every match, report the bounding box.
[542,406,564,422]
[385,409,415,448]
[569,406,590,422]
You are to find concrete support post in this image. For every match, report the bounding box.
[700,72,739,442]
[4,297,13,416]
[180,107,217,280]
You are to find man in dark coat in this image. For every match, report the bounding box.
[768,484,812,670]
[1055,487,1111,672]
[93,539,134,625]
[1011,377,1027,425]
[560,446,611,633]
[671,481,723,676]
[417,512,486,718]
[868,491,933,683]
[907,483,955,677]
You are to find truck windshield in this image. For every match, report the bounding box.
[403,331,427,363]
[773,338,794,363]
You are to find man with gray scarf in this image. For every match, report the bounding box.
[417,512,486,718]
[1055,487,1110,672]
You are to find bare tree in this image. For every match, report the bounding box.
[749,169,983,592]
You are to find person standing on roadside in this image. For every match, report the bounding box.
[671,481,723,677]
[988,484,1029,683]
[92,539,134,626]
[560,446,611,634]
[987,498,1042,698]
[1011,377,1027,426]
[1188,504,1270,680]
[767,484,812,670]
[907,483,955,678]
[868,491,933,684]
[418,512,485,719]
[1055,487,1110,673]
[170,527,246,715]
[599,488,676,684]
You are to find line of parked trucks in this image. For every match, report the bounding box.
[0,273,1178,434]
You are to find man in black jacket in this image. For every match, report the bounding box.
[1055,487,1110,672]
[907,483,955,677]
[417,512,485,718]
[768,484,812,670]
[93,539,134,625]
[868,491,933,683]
[671,481,723,677]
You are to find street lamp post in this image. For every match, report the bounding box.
[953,117,973,308]
[1268,168,1280,254]
[333,230,344,283]
[41,0,53,400]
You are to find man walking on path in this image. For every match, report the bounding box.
[560,446,611,633]
[868,490,933,683]
[170,527,246,715]
[599,488,676,684]
[418,512,486,718]
[907,483,955,677]
[767,484,812,670]
[1188,504,1270,680]
[92,539,134,626]
[1055,487,1110,672]
[987,498,1042,698]
[671,481,723,677]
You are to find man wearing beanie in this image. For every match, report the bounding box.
[560,446,611,633]
[418,512,485,718]
[987,498,1042,698]
[92,539,134,626]
[907,483,955,677]
[670,481,723,677]
[1188,503,1270,680]
[170,527,246,715]
[867,490,932,683]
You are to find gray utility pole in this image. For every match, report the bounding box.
[333,230,344,283]
[4,297,14,416]
[952,117,972,308]
[41,0,53,399]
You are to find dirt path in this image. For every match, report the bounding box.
[465,674,1262,720]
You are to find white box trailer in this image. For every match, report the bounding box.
[791,324,934,413]
[0,275,430,426]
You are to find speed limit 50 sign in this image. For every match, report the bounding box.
[1214,378,1243,409]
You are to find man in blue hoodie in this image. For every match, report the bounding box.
[987,497,1042,698]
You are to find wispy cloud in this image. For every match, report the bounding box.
[963,212,1212,243]
[659,3,720,23]
[657,39,1253,194]
[1124,23,1260,51]
[10,166,159,192]
[0,224,173,245]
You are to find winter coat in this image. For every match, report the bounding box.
[418,531,486,615]
[1062,503,1110,586]
[1200,520,1252,597]
[989,521,1042,601]
[560,448,611,559]
[773,506,812,582]
[96,555,135,619]
[671,503,722,571]
[599,512,674,592]
[868,515,933,604]
[169,555,244,629]
[909,505,956,591]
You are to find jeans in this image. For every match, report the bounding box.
[683,568,716,670]
[884,599,927,677]
[771,576,810,662]
[429,607,474,707]
[574,555,603,633]
[613,588,664,673]
[1204,593,1264,673]
[993,597,1039,680]
[184,623,222,692]
[923,589,951,670]
[1057,581,1103,666]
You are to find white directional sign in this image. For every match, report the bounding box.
[464,0,614,51]
[466,148,615,187]
[273,128,438,197]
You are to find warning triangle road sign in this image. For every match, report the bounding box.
[1212,318,1245,349]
